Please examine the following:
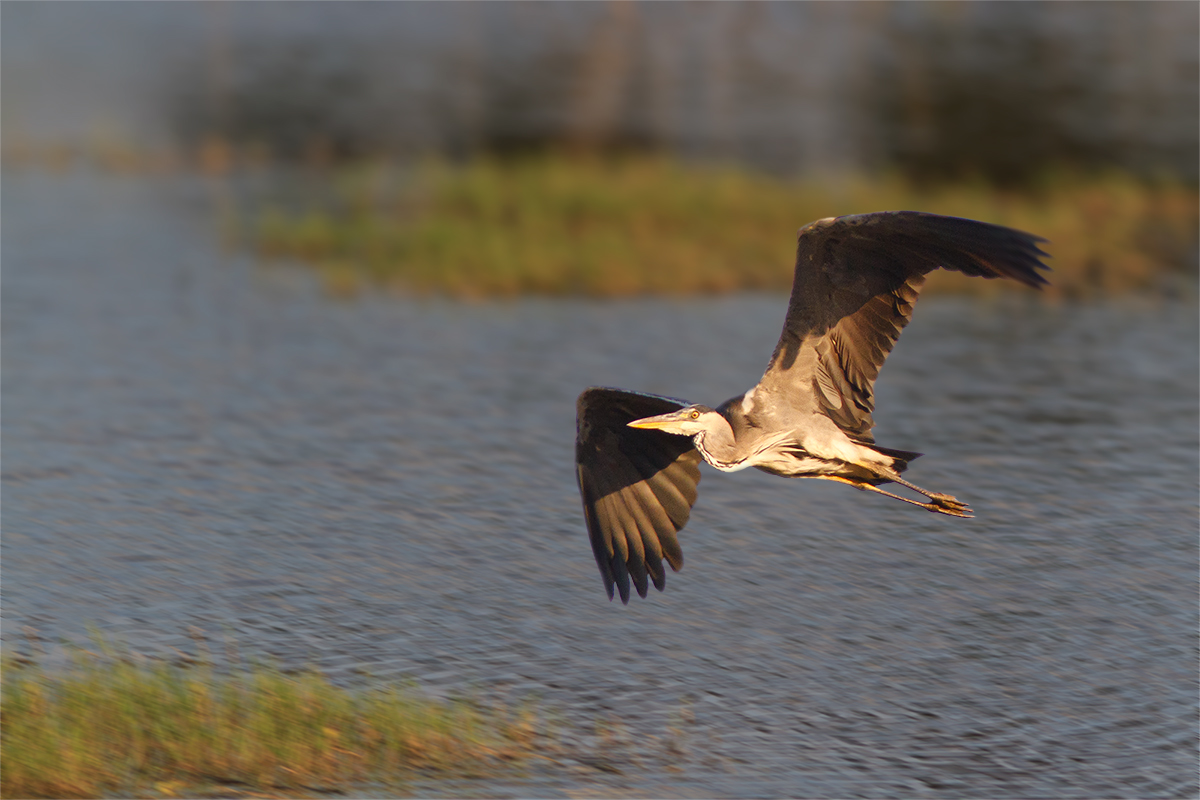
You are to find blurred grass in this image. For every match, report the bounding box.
[246,154,1198,298]
[1,651,539,798]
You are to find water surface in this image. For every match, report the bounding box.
[3,171,1196,797]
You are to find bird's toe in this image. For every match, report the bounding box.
[926,493,973,518]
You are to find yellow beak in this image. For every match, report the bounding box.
[627,413,680,430]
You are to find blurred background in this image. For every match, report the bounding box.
[5,2,1198,179]
[3,3,1198,797]
[3,1,1198,297]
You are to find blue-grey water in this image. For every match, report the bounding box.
[3,170,1197,798]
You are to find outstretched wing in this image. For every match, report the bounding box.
[762,211,1050,440]
[575,387,702,603]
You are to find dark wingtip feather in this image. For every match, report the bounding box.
[649,567,666,592]
[816,210,1053,290]
[628,556,650,599]
[927,211,1053,289]
[612,555,632,604]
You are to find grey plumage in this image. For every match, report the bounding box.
[575,211,1050,603]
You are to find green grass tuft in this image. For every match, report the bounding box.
[1,652,539,798]
[246,154,1198,298]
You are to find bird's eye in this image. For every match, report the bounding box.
[690,410,700,420]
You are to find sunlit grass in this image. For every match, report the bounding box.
[1,652,539,798]
[247,153,1198,298]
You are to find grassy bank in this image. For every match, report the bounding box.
[248,154,1198,298]
[1,654,538,798]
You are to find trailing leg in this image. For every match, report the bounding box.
[821,475,973,518]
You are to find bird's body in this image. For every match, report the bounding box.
[575,211,1050,603]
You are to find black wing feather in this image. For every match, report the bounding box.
[575,387,702,603]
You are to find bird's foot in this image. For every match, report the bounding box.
[924,493,972,518]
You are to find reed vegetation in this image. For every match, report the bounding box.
[247,154,1198,298]
[1,652,538,798]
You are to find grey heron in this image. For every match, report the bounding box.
[575,211,1050,603]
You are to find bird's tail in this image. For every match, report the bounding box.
[865,444,923,473]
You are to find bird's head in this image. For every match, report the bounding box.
[627,404,723,437]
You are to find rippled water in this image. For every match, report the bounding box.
[3,171,1197,798]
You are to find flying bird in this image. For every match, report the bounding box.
[574,211,1050,603]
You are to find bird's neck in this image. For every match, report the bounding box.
[695,415,746,472]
